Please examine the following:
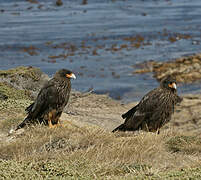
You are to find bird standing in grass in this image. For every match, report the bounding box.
[16,69,76,130]
[112,75,182,134]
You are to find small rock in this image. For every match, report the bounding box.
[82,0,88,5]
[56,0,63,6]
[0,93,8,100]
[192,41,199,45]
[133,53,201,83]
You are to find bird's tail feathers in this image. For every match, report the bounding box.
[25,103,34,113]
[15,116,32,131]
[122,105,137,119]
[112,124,127,132]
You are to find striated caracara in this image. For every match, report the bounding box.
[112,75,182,134]
[16,69,76,130]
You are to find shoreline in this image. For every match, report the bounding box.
[0,66,201,134]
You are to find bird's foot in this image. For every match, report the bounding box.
[48,124,55,128]
[56,123,63,127]
[48,120,55,128]
[48,123,63,128]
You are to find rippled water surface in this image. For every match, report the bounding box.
[1,0,201,102]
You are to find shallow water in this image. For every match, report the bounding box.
[1,0,201,102]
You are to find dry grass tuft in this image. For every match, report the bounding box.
[0,125,201,179]
[166,135,201,154]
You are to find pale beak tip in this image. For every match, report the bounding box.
[71,73,76,79]
[173,83,177,89]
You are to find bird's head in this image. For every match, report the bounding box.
[56,69,76,80]
[160,75,177,92]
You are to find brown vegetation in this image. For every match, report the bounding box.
[22,45,39,56]
[133,53,201,83]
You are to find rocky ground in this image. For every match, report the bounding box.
[133,53,201,83]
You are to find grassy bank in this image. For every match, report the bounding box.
[0,67,201,179]
[0,126,201,179]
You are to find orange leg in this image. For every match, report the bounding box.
[57,119,63,127]
[48,111,63,128]
[48,112,54,128]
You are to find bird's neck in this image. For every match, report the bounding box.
[161,86,176,94]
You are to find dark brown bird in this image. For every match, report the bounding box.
[16,69,76,130]
[112,75,182,133]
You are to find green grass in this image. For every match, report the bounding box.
[0,66,42,81]
[0,77,32,131]
[0,82,30,101]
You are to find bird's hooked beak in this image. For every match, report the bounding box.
[66,73,76,79]
[168,82,177,89]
